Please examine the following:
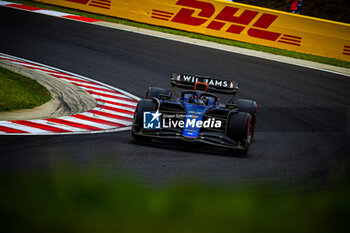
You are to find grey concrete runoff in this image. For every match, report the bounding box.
[0,60,97,120]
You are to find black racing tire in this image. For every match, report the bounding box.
[234,99,257,139]
[226,112,253,154]
[132,99,157,142]
[145,87,172,100]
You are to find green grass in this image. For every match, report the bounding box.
[0,169,349,233]
[9,0,350,69]
[0,66,51,112]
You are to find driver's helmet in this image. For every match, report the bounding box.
[199,95,209,105]
[188,94,197,103]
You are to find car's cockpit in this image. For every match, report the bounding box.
[180,91,218,106]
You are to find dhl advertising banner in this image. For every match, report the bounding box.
[35,0,350,61]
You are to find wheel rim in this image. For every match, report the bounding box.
[247,124,252,144]
[245,124,253,152]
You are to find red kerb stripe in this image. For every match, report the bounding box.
[89,110,132,122]
[46,118,103,131]
[7,4,42,11]
[95,99,136,109]
[96,104,134,115]
[71,114,126,127]
[87,90,137,103]
[0,57,40,67]
[0,125,28,133]
[22,66,68,76]
[63,15,101,22]
[11,120,71,133]
[72,83,119,94]
[50,75,97,85]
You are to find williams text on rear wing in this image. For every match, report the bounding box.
[171,73,239,94]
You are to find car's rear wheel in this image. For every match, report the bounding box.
[234,99,257,139]
[132,99,157,142]
[226,112,252,154]
[146,87,172,100]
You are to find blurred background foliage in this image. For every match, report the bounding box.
[0,169,349,233]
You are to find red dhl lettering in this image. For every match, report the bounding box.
[152,0,302,45]
[171,0,215,26]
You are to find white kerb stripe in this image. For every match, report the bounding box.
[7,61,58,72]
[56,116,116,129]
[80,88,130,98]
[31,119,86,132]
[34,9,70,17]
[96,108,134,119]
[93,96,138,106]
[1,122,50,133]
[67,80,112,89]
[36,70,75,78]
[96,101,135,112]
[78,112,132,125]
[0,1,12,5]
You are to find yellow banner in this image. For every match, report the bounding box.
[35,0,350,61]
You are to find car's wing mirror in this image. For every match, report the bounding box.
[225,103,238,109]
[159,93,171,100]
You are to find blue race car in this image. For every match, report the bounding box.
[132,74,257,154]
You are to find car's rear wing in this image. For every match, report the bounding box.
[171,73,239,94]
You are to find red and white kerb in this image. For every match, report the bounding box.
[0,53,139,135]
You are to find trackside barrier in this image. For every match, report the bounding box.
[34,0,350,61]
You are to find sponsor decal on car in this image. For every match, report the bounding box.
[180,75,230,88]
[163,117,221,128]
[143,111,162,129]
[144,111,221,129]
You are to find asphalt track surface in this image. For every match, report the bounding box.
[0,7,349,185]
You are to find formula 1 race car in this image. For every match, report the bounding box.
[132,74,257,154]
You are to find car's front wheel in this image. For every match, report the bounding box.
[226,112,252,154]
[131,99,157,142]
[234,99,257,139]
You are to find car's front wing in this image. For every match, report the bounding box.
[133,128,246,150]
